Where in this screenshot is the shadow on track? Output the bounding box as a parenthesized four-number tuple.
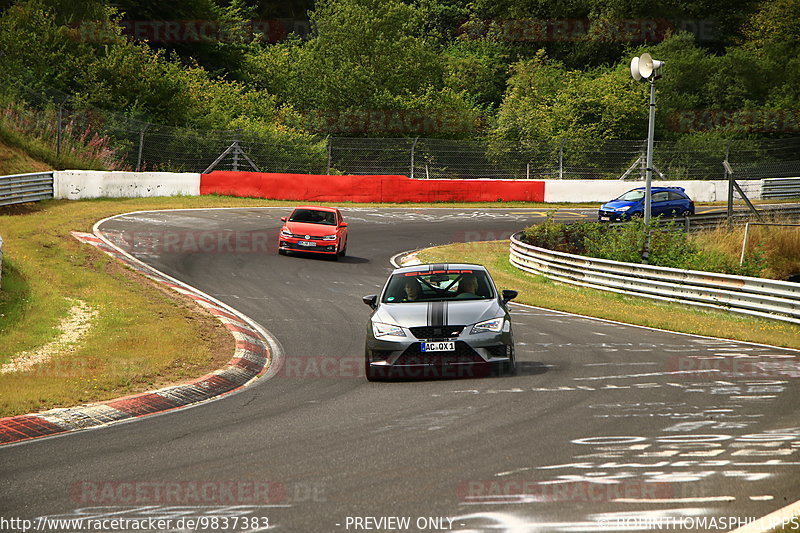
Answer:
(280, 252, 370, 264)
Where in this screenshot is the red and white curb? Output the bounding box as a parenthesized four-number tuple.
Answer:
(0, 230, 275, 446)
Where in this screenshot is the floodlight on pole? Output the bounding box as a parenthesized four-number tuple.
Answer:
(630, 53, 664, 225)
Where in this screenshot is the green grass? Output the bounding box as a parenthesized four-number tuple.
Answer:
(0, 258, 31, 349)
(417, 241, 800, 350)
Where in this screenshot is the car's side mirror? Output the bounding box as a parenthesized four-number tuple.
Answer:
(340, 222, 348, 228)
(280, 217, 287, 222)
(362, 294, 378, 309)
(501, 290, 518, 305)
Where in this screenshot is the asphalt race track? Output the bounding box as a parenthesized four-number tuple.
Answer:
(2, 207, 800, 533)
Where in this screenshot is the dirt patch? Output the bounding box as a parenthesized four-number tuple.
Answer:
(1, 298, 98, 374)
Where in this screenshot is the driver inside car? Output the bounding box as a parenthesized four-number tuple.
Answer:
(455, 274, 479, 299)
(402, 278, 421, 301)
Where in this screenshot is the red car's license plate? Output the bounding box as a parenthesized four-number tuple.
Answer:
(298, 241, 316, 247)
(421, 341, 455, 352)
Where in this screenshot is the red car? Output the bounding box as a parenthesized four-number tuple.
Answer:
(278, 206, 349, 259)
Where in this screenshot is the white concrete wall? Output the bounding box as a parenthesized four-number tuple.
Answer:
(54, 171, 200, 200)
(543, 179, 733, 203)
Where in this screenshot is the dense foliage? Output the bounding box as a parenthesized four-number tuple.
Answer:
(521, 217, 766, 277)
(0, 0, 797, 143)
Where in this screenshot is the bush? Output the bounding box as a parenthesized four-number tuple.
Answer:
(521, 215, 602, 254)
(520, 218, 768, 277)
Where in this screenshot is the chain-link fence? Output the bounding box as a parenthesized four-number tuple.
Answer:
(3, 82, 800, 180)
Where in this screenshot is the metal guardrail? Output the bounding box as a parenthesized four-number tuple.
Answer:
(0, 172, 54, 207)
(762, 177, 800, 200)
(509, 232, 800, 324)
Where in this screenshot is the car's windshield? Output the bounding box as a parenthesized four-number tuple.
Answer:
(615, 190, 645, 202)
(288, 209, 337, 225)
(382, 270, 494, 303)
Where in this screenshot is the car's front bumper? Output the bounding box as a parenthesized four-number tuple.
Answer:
(278, 237, 339, 254)
(365, 327, 513, 378)
(598, 209, 631, 221)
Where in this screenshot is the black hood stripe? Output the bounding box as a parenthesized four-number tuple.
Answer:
(425, 264, 449, 326)
(427, 300, 446, 326)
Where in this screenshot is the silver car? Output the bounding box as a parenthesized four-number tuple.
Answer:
(363, 264, 517, 381)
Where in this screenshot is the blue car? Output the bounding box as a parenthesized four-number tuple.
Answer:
(598, 187, 695, 221)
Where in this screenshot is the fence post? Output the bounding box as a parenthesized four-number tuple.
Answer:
(232, 130, 241, 172)
(56, 97, 69, 158)
(558, 140, 564, 179)
(726, 158, 734, 230)
(136, 124, 149, 172)
(326, 136, 332, 174)
(410, 137, 419, 179)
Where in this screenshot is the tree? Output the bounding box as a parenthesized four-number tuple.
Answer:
(490, 51, 645, 144)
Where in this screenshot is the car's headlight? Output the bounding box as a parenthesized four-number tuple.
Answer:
(280, 228, 294, 237)
(372, 322, 406, 338)
(321, 235, 337, 241)
(618, 206, 631, 212)
(471, 317, 504, 334)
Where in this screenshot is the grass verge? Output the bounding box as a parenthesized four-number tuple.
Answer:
(416, 240, 800, 350)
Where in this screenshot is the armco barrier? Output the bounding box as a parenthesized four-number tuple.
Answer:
(509, 233, 800, 324)
(0, 172, 54, 207)
(200, 171, 545, 203)
(762, 177, 800, 200)
(54, 170, 201, 199)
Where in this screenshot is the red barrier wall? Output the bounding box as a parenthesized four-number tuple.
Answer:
(200, 171, 545, 203)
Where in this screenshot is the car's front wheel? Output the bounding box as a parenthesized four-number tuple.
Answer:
(494, 347, 516, 376)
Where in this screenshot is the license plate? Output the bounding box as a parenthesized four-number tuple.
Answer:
(600, 216, 610, 221)
(298, 241, 316, 247)
(421, 341, 455, 352)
